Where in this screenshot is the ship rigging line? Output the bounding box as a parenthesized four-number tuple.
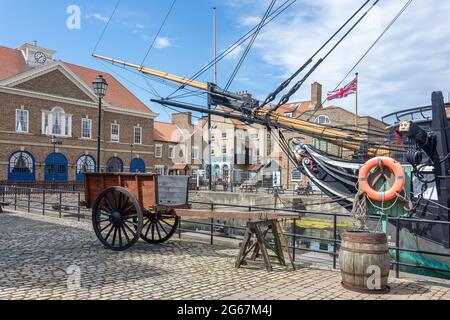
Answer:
(306, 0, 414, 122)
(269, 0, 380, 114)
(92, 0, 121, 55)
(165, 0, 297, 99)
(259, 0, 371, 110)
(140, 0, 177, 67)
(224, 0, 277, 91)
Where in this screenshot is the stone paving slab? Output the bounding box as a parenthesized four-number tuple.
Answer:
(0, 210, 449, 300)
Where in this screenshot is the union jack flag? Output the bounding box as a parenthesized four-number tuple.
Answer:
(327, 77, 358, 101)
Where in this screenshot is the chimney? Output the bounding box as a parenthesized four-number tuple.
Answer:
(310, 82, 323, 110)
(171, 112, 192, 130)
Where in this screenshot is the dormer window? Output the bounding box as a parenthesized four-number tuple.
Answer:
(41, 107, 72, 137)
(315, 115, 330, 125)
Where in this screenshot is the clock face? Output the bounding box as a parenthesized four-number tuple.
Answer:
(34, 51, 47, 64)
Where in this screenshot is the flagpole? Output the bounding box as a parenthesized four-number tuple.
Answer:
(355, 72, 359, 129)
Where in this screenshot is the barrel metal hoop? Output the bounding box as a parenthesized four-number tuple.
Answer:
(340, 269, 390, 277)
(339, 246, 389, 255)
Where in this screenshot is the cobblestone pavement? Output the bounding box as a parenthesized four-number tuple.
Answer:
(1, 210, 450, 300)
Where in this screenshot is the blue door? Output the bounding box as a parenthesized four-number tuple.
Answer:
(130, 158, 146, 173)
(44, 153, 68, 182)
(8, 151, 36, 182)
(76, 155, 96, 182)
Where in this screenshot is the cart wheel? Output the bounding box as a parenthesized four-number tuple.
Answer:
(92, 186, 143, 251)
(140, 209, 179, 244)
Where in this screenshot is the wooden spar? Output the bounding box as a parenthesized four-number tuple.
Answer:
(94, 54, 392, 156)
(92, 54, 208, 91)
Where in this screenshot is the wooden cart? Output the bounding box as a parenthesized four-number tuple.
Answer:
(85, 173, 190, 251)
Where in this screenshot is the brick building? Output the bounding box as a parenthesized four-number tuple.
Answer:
(153, 112, 202, 177)
(0, 43, 157, 182)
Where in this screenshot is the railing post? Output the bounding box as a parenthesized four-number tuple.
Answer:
(14, 187, 17, 211)
(42, 190, 46, 215)
(292, 219, 296, 261)
(210, 203, 214, 245)
(178, 217, 182, 239)
(396, 217, 400, 278)
(27, 189, 31, 213)
(59, 191, 62, 218)
(333, 214, 337, 269)
(77, 192, 81, 221)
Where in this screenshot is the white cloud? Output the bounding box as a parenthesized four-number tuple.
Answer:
(225, 44, 244, 60)
(241, 16, 262, 26)
(155, 37, 172, 49)
(236, 0, 450, 116)
(88, 13, 109, 23)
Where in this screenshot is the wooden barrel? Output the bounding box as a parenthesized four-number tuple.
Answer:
(339, 231, 390, 293)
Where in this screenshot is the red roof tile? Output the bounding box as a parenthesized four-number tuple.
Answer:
(64, 62, 154, 114)
(154, 121, 179, 143)
(0, 46, 31, 81)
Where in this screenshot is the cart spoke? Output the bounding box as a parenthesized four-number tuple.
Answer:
(123, 222, 137, 238)
(145, 221, 153, 239)
(111, 227, 118, 246)
(118, 225, 123, 248)
(121, 225, 131, 244)
(157, 220, 168, 236)
(151, 223, 155, 241)
(104, 225, 115, 241)
(103, 193, 116, 212)
(100, 222, 113, 233)
(155, 222, 162, 239)
(160, 218, 176, 228)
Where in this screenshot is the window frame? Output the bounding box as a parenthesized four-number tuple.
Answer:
(291, 169, 302, 182)
(134, 126, 142, 145)
(41, 107, 72, 138)
(81, 118, 92, 139)
(111, 123, 120, 142)
(155, 144, 163, 159)
(15, 109, 29, 134)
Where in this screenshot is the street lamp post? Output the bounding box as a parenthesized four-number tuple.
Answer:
(92, 75, 108, 173)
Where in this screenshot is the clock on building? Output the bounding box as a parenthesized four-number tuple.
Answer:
(34, 51, 47, 64)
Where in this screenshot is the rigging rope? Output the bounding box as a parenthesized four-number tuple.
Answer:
(92, 0, 121, 54)
(306, 0, 414, 122)
(272, 0, 380, 110)
(166, 0, 297, 99)
(224, 0, 276, 91)
(259, 0, 371, 110)
(140, 0, 177, 67)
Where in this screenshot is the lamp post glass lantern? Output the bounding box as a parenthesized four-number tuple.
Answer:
(92, 75, 108, 173)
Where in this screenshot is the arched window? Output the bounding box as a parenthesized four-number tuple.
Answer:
(106, 157, 124, 173)
(315, 115, 330, 125)
(42, 107, 72, 137)
(8, 151, 35, 181)
(76, 155, 96, 182)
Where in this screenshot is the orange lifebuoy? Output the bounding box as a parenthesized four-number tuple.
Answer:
(358, 157, 405, 202)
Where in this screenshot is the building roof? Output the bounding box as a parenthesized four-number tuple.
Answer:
(154, 121, 179, 143)
(276, 101, 310, 116)
(0, 46, 31, 81)
(0, 44, 155, 115)
(64, 62, 153, 114)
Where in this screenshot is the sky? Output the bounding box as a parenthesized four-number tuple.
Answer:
(0, 0, 449, 122)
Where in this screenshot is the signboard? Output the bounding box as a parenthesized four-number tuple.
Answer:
(272, 171, 281, 187)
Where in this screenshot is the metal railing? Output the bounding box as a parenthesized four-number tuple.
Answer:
(186, 201, 450, 279)
(0, 185, 85, 221)
(1, 185, 449, 279)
